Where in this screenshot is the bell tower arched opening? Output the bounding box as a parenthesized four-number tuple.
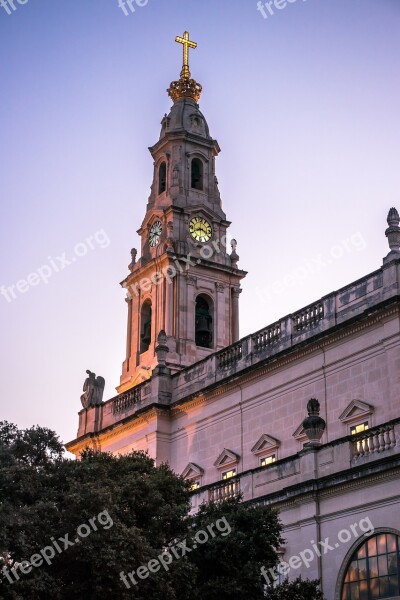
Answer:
(158, 162, 167, 194)
(191, 158, 203, 190)
(195, 294, 213, 348)
(140, 300, 152, 354)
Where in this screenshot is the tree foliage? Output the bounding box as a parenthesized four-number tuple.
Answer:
(0, 422, 325, 600)
(178, 496, 283, 600)
(0, 421, 190, 599)
(265, 576, 325, 599)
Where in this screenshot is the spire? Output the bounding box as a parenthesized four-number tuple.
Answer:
(168, 30, 203, 104)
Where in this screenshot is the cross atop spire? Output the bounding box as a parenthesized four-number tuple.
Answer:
(168, 30, 202, 104)
(175, 31, 197, 79)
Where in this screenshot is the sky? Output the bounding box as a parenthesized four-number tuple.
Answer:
(0, 0, 399, 447)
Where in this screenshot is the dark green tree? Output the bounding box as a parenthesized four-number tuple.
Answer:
(0, 421, 191, 599)
(174, 496, 283, 600)
(0, 422, 326, 600)
(265, 576, 326, 599)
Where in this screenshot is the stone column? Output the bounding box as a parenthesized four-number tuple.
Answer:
(186, 275, 198, 344)
(231, 287, 242, 343)
(215, 282, 225, 348)
(165, 274, 174, 337)
(125, 296, 133, 363)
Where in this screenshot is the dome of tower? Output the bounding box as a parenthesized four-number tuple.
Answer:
(159, 97, 211, 140)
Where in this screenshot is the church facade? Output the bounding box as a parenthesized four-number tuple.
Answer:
(67, 32, 400, 600)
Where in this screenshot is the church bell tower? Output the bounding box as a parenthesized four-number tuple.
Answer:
(118, 31, 246, 392)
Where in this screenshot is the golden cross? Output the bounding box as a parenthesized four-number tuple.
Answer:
(175, 31, 197, 79)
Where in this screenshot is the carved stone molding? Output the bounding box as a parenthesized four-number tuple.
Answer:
(181, 462, 204, 480)
(339, 399, 374, 425)
(214, 448, 240, 471)
(251, 434, 280, 458)
(232, 286, 242, 298)
(186, 275, 197, 286)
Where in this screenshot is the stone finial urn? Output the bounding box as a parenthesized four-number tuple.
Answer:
(155, 330, 169, 366)
(384, 207, 400, 264)
(302, 398, 326, 446)
(230, 239, 239, 268)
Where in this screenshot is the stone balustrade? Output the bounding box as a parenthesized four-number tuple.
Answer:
(208, 478, 240, 502)
(252, 322, 281, 353)
(216, 342, 243, 369)
(293, 302, 324, 332)
(352, 424, 397, 461)
(112, 384, 144, 414)
(189, 420, 400, 509)
(173, 263, 393, 401)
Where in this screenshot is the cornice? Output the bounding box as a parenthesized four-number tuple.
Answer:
(67, 406, 169, 454)
(250, 459, 400, 511)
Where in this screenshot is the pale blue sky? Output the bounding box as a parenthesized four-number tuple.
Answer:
(0, 0, 399, 445)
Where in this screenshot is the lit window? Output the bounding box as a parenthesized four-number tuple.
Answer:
(351, 422, 369, 435)
(341, 533, 400, 600)
(222, 469, 236, 480)
(260, 454, 276, 467)
(189, 481, 200, 492)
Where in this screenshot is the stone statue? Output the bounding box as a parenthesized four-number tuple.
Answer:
(172, 165, 180, 186)
(230, 239, 239, 268)
(80, 370, 105, 409)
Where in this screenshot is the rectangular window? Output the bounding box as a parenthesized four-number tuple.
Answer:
(222, 469, 236, 480)
(351, 422, 369, 435)
(189, 481, 200, 491)
(260, 454, 276, 467)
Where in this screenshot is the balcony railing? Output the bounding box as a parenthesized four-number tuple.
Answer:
(252, 322, 281, 353)
(172, 267, 389, 394)
(112, 384, 143, 415)
(294, 302, 324, 332)
(208, 479, 240, 502)
(217, 342, 243, 369)
(184, 421, 400, 508)
(352, 424, 397, 461)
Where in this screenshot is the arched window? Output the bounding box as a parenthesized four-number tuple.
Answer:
(191, 158, 203, 190)
(158, 162, 166, 194)
(195, 295, 213, 348)
(341, 532, 400, 600)
(140, 301, 152, 353)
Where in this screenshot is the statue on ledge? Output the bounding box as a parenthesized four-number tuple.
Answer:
(80, 370, 105, 409)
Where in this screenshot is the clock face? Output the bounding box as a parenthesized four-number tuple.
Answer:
(189, 216, 212, 243)
(149, 221, 162, 247)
